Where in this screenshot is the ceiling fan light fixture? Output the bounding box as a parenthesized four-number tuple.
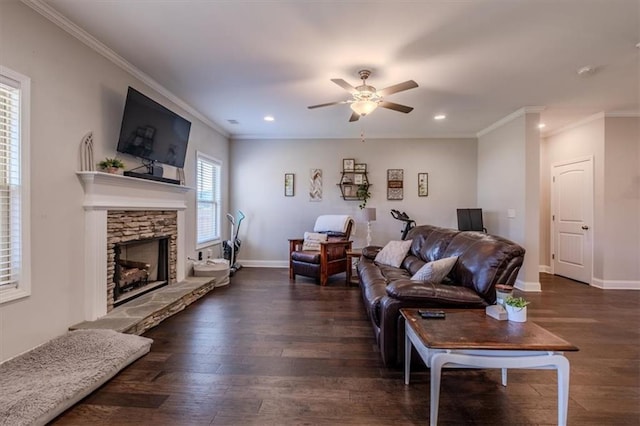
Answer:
(350, 100, 378, 116)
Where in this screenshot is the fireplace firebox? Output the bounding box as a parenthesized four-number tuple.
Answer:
(113, 236, 169, 306)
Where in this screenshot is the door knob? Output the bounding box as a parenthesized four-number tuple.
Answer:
(581, 225, 589, 230)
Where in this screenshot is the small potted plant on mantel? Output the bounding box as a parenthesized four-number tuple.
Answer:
(504, 296, 530, 322)
(98, 158, 125, 174)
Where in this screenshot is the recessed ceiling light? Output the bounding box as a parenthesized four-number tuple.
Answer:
(264, 115, 274, 122)
(434, 114, 446, 120)
(577, 65, 596, 77)
(538, 123, 546, 129)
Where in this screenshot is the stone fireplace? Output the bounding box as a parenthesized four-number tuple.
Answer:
(107, 211, 177, 310)
(77, 172, 190, 320)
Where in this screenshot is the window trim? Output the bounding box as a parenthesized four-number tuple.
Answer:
(0, 66, 31, 304)
(195, 151, 221, 250)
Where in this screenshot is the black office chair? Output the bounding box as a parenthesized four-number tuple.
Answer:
(457, 208, 487, 233)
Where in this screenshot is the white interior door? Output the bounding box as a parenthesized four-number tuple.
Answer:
(552, 157, 593, 284)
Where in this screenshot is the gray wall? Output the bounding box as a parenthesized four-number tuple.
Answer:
(0, 2, 229, 361)
(542, 115, 640, 286)
(477, 111, 541, 291)
(230, 137, 478, 264)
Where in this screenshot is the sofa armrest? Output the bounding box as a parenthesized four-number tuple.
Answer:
(320, 240, 352, 261)
(362, 245, 383, 260)
(386, 280, 487, 305)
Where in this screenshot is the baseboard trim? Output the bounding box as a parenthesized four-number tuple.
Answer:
(591, 278, 640, 290)
(237, 260, 288, 268)
(515, 279, 542, 292)
(539, 265, 552, 274)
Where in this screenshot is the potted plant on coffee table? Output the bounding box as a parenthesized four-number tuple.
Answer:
(504, 296, 530, 322)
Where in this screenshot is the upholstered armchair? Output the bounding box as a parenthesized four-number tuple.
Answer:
(289, 215, 354, 286)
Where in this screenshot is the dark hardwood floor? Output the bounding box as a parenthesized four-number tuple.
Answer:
(52, 269, 639, 425)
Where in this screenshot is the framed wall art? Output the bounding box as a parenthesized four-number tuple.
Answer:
(309, 168, 322, 201)
(387, 169, 404, 200)
(354, 163, 367, 173)
(342, 158, 355, 172)
(284, 173, 294, 197)
(418, 173, 428, 197)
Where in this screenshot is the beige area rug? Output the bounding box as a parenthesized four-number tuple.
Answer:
(0, 329, 152, 426)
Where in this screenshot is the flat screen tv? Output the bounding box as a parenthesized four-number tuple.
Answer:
(457, 208, 486, 232)
(116, 87, 191, 168)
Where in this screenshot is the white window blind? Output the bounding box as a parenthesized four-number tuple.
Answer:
(196, 152, 221, 246)
(0, 73, 23, 294)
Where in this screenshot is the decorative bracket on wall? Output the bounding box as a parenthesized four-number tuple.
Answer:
(79, 131, 95, 171)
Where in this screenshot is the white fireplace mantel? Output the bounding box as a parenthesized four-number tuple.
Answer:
(77, 171, 191, 210)
(77, 172, 192, 320)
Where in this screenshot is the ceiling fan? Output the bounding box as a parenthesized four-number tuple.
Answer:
(308, 69, 418, 122)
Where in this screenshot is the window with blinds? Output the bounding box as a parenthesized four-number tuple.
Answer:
(196, 152, 221, 247)
(0, 67, 30, 303)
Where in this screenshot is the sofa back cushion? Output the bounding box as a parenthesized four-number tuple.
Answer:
(407, 225, 458, 263)
(443, 231, 525, 302)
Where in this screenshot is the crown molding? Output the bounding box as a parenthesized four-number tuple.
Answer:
(21, 0, 230, 139)
(545, 112, 605, 137)
(230, 133, 478, 141)
(476, 106, 546, 138)
(605, 111, 640, 118)
(545, 110, 640, 137)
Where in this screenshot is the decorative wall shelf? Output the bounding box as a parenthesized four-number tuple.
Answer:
(337, 162, 371, 201)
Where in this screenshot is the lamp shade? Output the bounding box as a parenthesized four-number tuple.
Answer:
(361, 207, 376, 222)
(350, 100, 378, 116)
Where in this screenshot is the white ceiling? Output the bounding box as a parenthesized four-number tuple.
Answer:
(37, 0, 639, 139)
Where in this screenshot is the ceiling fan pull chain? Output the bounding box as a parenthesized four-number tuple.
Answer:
(361, 130, 366, 143)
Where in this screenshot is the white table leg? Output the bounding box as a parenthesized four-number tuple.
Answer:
(429, 352, 448, 426)
(556, 355, 570, 426)
(404, 331, 412, 385)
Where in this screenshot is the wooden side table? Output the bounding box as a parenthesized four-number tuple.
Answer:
(345, 249, 362, 286)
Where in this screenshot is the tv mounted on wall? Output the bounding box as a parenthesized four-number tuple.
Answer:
(116, 87, 191, 169)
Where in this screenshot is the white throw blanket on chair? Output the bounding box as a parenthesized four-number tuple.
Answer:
(313, 215, 353, 234)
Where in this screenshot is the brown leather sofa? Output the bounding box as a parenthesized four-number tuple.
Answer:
(357, 224, 525, 367)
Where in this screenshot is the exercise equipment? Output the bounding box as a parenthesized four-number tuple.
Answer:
(390, 209, 416, 240)
(223, 210, 245, 276)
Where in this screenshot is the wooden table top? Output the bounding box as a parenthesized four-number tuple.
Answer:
(401, 308, 579, 352)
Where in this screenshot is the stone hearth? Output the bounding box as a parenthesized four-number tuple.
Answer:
(70, 276, 215, 335)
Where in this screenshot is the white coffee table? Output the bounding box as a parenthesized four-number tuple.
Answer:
(401, 309, 579, 426)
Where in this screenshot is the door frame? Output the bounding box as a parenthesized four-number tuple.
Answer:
(550, 155, 594, 283)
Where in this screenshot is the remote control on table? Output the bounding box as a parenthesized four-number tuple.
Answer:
(418, 310, 446, 319)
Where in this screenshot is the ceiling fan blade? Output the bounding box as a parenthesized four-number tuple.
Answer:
(349, 111, 360, 122)
(331, 78, 358, 94)
(379, 101, 414, 114)
(377, 80, 418, 97)
(307, 100, 348, 109)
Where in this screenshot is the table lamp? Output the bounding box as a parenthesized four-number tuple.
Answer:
(361, 207, 376, 246)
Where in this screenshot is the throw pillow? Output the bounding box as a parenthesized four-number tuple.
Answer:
(410, 256, 458, 282)
(374, 240, 413, 268)
(302, 232, 328, 251)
